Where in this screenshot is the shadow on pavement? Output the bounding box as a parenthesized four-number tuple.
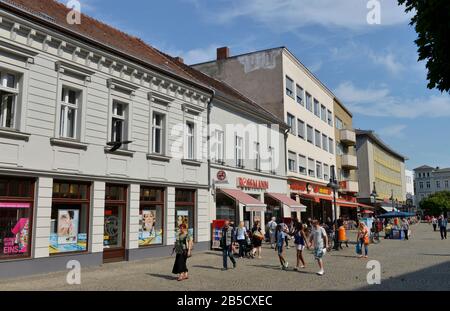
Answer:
(191, 265, 223, 271)
(420, 253, 450, 257)
(358, 261, 450, 291)
(147, 273, 178, 281)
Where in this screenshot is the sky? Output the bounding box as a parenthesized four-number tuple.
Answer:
(68, 0, 450, 170)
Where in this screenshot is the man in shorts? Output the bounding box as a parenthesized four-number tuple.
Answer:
(308, 220, 328, 276)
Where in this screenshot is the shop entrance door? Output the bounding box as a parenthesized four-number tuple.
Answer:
(103, 204, 126, 263)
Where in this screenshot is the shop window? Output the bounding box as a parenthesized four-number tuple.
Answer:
(139, 187, 164, 246)
(104, 185, 127, 252)
(49, 181, 90, 255)
(175, 189, 195, 238)
(216, 193, 237, 222)
(0, 177, 34, 260)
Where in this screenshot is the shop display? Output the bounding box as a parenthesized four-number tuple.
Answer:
(139, 209, 163, 246)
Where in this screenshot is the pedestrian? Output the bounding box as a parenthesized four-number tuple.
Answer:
(308, 220, 328, 276)
(356, 222, 369, 259)
(172, 224, 193, 281)
(235, 221, 248, 259)
(220, 220, 237, 270)
(431, 216, 437, 231)
(401, 218, 410, 240)
(439, 215, 448, 240)
(251, 221, 264, 259)
(267, 217, 277, 249)
(275, 224, 289, 270)
(293, 222, 307, 270)
(280, 221, 290, 249)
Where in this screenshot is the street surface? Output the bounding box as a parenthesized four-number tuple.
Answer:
(0, 223, 449, 291)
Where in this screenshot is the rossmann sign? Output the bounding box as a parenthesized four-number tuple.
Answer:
(237, 178, 269, 190)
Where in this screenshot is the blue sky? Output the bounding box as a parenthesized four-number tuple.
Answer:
(72, 0, 450, 170)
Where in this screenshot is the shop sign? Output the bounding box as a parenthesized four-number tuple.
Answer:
(290, 181, 331, 195)
(237, 177, 269, 190)
(0, 202, 31, 209)
(216, 170, 227, 182)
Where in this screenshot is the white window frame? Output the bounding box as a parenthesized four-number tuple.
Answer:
(316, 161, 322, 179)
(235, 135, 244, 168)
(152, 112, 165, 154)
(285, 76, 294, 98)
(321, 104, 327, 122)
(214, 130, 224, 163)
(308, 158, 315, 177)
(268, 146, 275, 173)
(327, 110, 333, 126)
(315, 130, 321, 148)
(287, 113, 296, 134)
(186, 121, 195, 160)
(306, 93, 312, 112)
(322, 134, 328, 152)
(307, 125, 314, 144)
(59, 87, 80, 139)
(0, 70, 19, 129)
(314, 99, 320, 117)
(296, 85, 304, 106)
(298, 154, 307, 175)
(254, 142, 261, 171)
(288, 151, 297, 173)
(329, 138, 334, 154)
(297, 119, 305, 139)
(111, 100, 128, 145)
(324, 164, 330, 181)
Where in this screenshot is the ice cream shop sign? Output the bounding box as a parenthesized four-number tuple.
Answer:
(237, 177, 269, 190)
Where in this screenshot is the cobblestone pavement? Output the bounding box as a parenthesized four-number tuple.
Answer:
(1, 223, 449, 291)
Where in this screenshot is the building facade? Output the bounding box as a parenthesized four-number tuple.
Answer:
(333, 98, 359, 219)
(414, 165, 450, 204)
(356, 130, 407, 211)
(193, 47, 366, 221)
(0, 0, 214, 278)
(405, 169, 415, 208)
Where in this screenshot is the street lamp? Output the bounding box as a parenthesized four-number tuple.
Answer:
(390, 189, 395, 212)
(370, 182, 378, 205)
(327, 165, 339, 250)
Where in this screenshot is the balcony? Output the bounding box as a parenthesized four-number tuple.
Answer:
(341, 154, 357, 169)
(340, 129, 356, 146)
(339, 180, 359, 193)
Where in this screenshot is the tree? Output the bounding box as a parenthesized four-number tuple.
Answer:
(420, 191, 450, 216)
(399, 0, 450, 92)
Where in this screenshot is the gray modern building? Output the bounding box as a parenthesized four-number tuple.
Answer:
(414, 165, 450, 204)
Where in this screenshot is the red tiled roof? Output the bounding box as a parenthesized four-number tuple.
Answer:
(0, 0, 209, 90)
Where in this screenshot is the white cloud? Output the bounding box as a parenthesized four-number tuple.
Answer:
(378, 124, 407, 139)
(368, 51, 404, 75)
(208, 0, 411, 31)
(160, 44, 219, 65)
(334, 81, 450, 118)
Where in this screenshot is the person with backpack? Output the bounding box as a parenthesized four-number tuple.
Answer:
(235, 221, 248, 259)
(275, 224, 289, 270)
(308, 220, 328, 276)
(172, 224, 193, 281)
(220, 220, 237, 270)
(267, 217, 277, 249)
(293, 222, 307, 270)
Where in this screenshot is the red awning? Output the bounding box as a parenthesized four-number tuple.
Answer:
(299, 193, 332, 203)
(336, 199, 359, 208)
(358, 203, 375, 209)
(266, 193, 306, 211)
(219, 188, 266, 211)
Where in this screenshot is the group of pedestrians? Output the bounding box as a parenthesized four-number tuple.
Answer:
(430, 215, 448, 240)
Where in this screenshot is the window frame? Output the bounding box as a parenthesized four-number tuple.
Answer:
(59, 86, 80, 140)
(314, 99, 320, 117)
(305, 92, 313, 112)
(285, 76, 294, 98)
(315, 130, 321, 148)
(296, 85, 304, 106)
(287, 113, 296, 134)
(235, 135, 244, 168)
(288, 151, 297, 173)
(321, 104, 327, 122)
(151, 112, 165, 155)
(185, 121, 195, 160)
(307, 125, 314, 144)
(298, 154, 307, 175)
(0, 69, 20, 130)
(308, 158, 315, 177)
(322, 134, 328, 152)
(297, 119, 305, 139)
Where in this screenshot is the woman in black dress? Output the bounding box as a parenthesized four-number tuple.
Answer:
(251, 221, 263, 259)
(172, 224, 193, 281)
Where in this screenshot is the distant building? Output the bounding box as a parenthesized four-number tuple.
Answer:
(356, 130, 408, 212)
(414, 165, 450, 204)
(405, 169, 415, 207)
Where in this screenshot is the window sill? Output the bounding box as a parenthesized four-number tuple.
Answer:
(50, 138, 88, 150)
(0, 128, 31, 141)
(104, 147, 135, 157)
(147, 153, 171, 162)
(181, 159, 202, 167)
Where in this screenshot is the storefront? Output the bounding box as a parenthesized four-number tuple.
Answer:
(0, 177, 35, 260)
(264, 192, 306, 224)
(175, 189, 196, 239)
(139, 187, 165, 247)
(50, 180, 91, 256)
(290, 180, 333, 222)
(103, 184, 127, 262)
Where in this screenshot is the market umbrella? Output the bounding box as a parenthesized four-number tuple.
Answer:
(378, 211, 415, 218)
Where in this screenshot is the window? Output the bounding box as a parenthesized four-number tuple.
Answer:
(327, 110, 333, 126)
(437, 181, 441, 188)
(314, 99, 320, 117)
(315, 130, 321, 148)
(336, 142, 344, 156)
(329, 138, 334, 154)
(285, 76, 294, 98)
(445, 180, 449, 188)
(296, 85, 304, 105)
(307, 125, 314, 144)
(427, 172, 430, 177)
(268, 146, 275, 173)
(254, 142, 261, 170)
(297, 119, 305, 139)
(308, 158, 315, 177)
(288, 151, 297, 173)
(335, 117, 343, 130)
(50, 181, 90, 255)
(306, 92, 312, 112)
(235, 135, 244, 167)
(426, 181, 431, 189)
(175, 189, 196, 238)
(0, 177, 34, 260)
(0, 71, 19, 129)
(316, 161, 322, 179)
(139, 187, 164, 246)
(152, 112, 165, 154)
(321, 105, 327, 122)
(59, 87, 80, 139)
(324, 164, 330, 181)
(322, 134, 328, 151)
(419, 182, 424, 189)
(111, 101, 127, 144)
(299, 155, 307, 175)
(186, 122, 195, 160)
(287, 113, 296, 134)
(213, 130, 224, 163)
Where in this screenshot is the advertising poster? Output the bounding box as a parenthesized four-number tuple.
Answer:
(175, 210, 193, 237)
(57, 210, 79, 245)
(139, 209, 163, 246)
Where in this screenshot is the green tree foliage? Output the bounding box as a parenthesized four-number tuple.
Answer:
(399, 0, 450, 92)
(420, 191, 450, 215)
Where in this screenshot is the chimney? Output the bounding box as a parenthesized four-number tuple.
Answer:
(174, 57, 184, 64)
(217, 47, 230, 61)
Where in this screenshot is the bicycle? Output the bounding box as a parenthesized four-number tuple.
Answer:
(370, 230, 381, 244)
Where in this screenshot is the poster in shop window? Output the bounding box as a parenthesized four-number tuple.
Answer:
(176, 210, 193, 237)
(57, 210, 79, 245)
(139, 209, 163, 245)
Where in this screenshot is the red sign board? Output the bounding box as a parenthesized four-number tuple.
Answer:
(217, 170, 227, 181)
(237, 177, 269, 190)
(290, 181, 331, 195)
